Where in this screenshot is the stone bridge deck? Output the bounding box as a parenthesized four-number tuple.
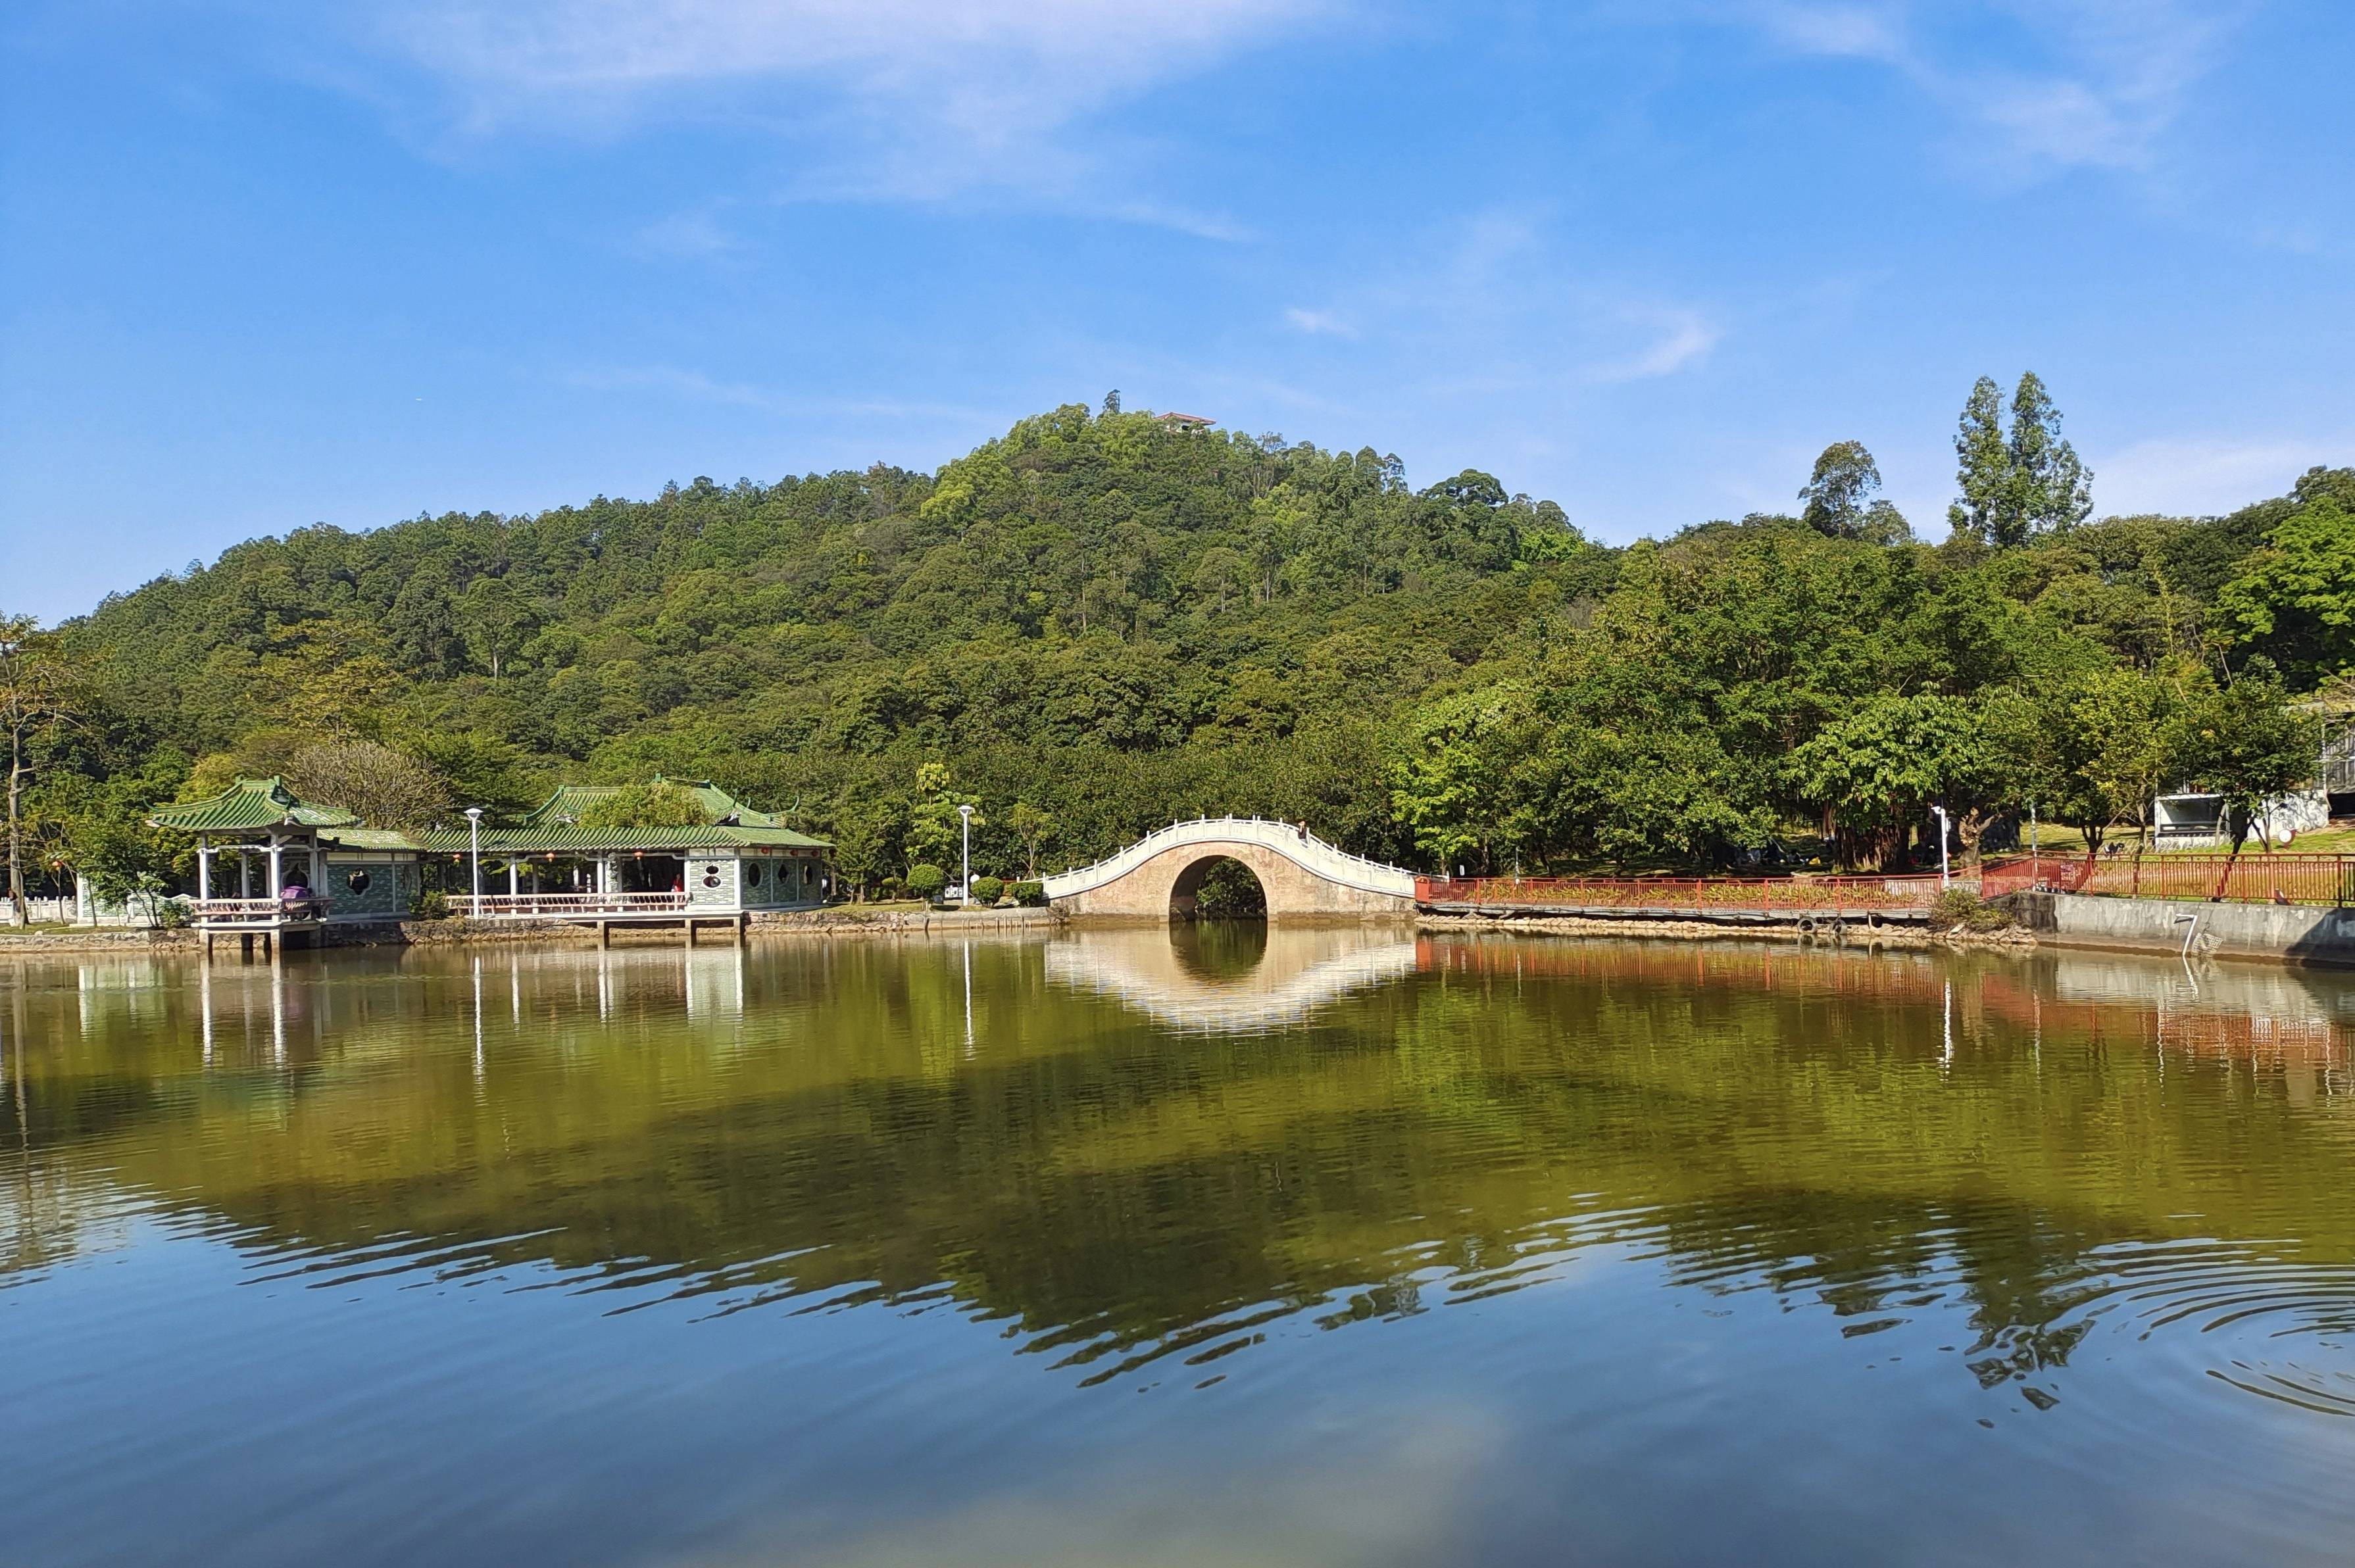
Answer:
(1043, 818, 1418, 919)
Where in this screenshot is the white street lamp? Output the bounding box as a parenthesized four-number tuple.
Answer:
(957, 804, 974, 906)
(1931, 804, 1951, 889)
(464, 806, 484, 914)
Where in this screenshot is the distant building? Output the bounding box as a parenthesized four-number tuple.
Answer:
(1154, 411, 1216, 432)
(2151, 790, 2329, 849)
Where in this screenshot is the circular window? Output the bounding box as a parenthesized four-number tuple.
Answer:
(701, 866, 722, 889)
(745, 862, 764, 887)
(346, 868, 372, 894)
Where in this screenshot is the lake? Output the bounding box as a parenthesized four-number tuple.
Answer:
(5, 927, 2355, 1566)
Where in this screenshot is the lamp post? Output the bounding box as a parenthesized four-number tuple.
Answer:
(464, 807, 483, 914)
(1931, 804, 1951, 889)
(957, 804, 974, 906)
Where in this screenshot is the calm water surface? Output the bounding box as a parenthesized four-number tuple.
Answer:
(6, 927, 2355, 1566)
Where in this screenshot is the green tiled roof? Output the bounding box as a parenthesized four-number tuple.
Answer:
(518, 775, 791, 830)
(414, 825, 831, 854)
(149, 778, 362, 833)
(318, 827, 429, 852)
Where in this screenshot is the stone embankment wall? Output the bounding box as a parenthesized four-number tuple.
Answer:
(0, 927, 199, 956)
(0, 907, 1066, 957)
(1416, 911, 2034, 951)
(2004, 892, 2355, 968)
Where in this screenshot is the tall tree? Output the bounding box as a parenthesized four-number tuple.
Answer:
(1948, 374, 2093, 547)
(0, 616, 76, 925)
(1798, 441, 1910, 543)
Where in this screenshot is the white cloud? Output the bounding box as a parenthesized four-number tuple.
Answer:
(2093, 434, 2343, 517)
(328, 0, 1318, 231)
(1724, 0, 2249, 177)
(370, 0, 1316, 147)
(1594, 307, 1721, 381)
(1285, 306, 1356, 337)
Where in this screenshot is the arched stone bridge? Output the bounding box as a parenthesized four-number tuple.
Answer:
(1043, 818, 1418, 918)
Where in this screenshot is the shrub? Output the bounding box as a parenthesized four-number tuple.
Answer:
(969, 875, 1004, 906)
(412, 890, 451, 920)
(906, 863, 948, 901)
(1929, 889, 2011, 932)
(1011, 880, 1047, 906)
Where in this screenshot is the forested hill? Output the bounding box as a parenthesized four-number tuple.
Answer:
(37, 399, 2355, 889)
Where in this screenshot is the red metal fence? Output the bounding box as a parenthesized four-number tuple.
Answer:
(1414, 873, 1948, 914)
(1981, 852, 2355, 906)
(1420, 854, 2355, 913)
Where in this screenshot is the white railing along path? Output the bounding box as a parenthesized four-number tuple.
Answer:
(1041, 817, 1417, 900)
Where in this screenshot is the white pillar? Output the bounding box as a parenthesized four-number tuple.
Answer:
(239, 852, 251, 900)
(508, 862, 519, 898)
(267, 839, 283, 903)
(197, 841, 212, 902)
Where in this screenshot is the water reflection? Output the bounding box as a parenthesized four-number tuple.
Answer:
(1047, 923, 1419, 1033)
(5, 931, 2355, 1563)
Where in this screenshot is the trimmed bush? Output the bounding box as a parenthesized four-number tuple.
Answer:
(906, 864, 948, 901)
(412, 891, 451, 920)
(1011, 881, 1047, 906)
(1929, 889, 2011, 932)
(969, 875, 1004, 907)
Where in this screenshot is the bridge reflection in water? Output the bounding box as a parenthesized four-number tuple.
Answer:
(1043, 923, 1420, 1034)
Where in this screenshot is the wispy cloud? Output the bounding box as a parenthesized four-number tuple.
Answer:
(1284, 306, 1357, 338)
(346, 0, 1318, 224)
(1337, 212, 1724, 388)
(1594, 306, 1722, 381)
(1723, 0, 2250, 178)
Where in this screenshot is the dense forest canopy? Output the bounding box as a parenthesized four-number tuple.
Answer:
(5, 383, 2350, 909)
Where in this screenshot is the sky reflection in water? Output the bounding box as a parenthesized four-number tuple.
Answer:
(5, 928, 2355, 1566)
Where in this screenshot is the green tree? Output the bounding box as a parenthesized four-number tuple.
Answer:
(1787, 693, 2000, 870)
(2214, 497, 2355, 683)
(1948, 374, 2093, 547)
(1798, 441, 1910, 543)
(2169, 661, 2321, 893)
(0, 616, 77, 924)
(1005, 800, 1055, 879)
(1388, 689, 1530, 874)
(906, 762, 981, 871)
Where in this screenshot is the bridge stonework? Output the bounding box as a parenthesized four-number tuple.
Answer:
(1043, 819, 1418, 920)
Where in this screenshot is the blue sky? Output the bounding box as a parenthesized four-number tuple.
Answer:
(4, 1, 2352, 620)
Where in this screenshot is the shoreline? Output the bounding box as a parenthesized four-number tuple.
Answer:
(9, 901, 2352, 973)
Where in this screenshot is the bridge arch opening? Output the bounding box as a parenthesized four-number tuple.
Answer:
(1168, 855, 1268, 921)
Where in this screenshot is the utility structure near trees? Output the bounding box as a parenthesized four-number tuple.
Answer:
(150, 774, 835, 956)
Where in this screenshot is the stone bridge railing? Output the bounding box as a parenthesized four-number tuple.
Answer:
(1043, 818, 1418, 902)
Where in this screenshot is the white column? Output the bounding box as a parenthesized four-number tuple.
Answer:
(239, 852, 251, 899)
(309, 841, 322, 893)
(508, 862, 519, 898)
(266, 839, 283, 904)
(197, 840, 212, 902)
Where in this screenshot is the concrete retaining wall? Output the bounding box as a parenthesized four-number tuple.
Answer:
(2006, 892, 2355, 967)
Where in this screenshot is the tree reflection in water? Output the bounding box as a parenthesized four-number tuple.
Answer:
(5, 933, 2355, 1406)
